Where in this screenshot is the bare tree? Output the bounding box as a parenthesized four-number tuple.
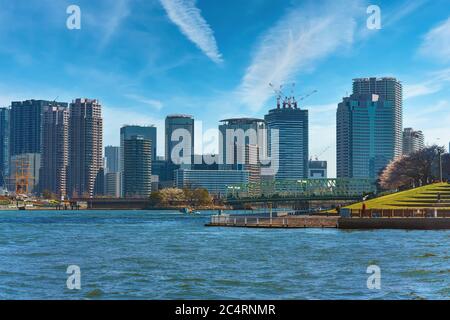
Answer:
(379, 145, 447, 190)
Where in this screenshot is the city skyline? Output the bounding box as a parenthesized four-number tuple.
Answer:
(0, 0, 449, 179)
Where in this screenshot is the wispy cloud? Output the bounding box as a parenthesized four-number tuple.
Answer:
(404, 83, 441, 99)
(236, 0, 362, 111)
(100, 0, 131, 48)
(404, 68, 450, 99)
(419, 16, 450, 63)
(383, 0, 430, 28)
(159, 0, 222, 63)
(404, 100, 450, 146)
(124, 93, 164, 110)
(81, 0, 131, 49)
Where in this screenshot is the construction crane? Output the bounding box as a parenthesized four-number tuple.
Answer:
(290, 89, 317, 109)
(269, 83, 285, 109)
(311, 145, 331, 161)
(296, 89, 318, 105)
(270, 83, 318, 109)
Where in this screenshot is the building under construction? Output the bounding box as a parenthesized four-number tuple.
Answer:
(10, 153, 40, 195)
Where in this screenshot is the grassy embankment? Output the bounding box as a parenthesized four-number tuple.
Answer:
(346, 182, 450, 210)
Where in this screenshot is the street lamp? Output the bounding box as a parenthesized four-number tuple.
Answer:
(436, 138, 443, 182)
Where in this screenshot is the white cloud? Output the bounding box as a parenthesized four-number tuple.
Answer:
(159, 0, 222, 63)
(404, 100, 450, 147)
(404, 83, 441, 99)
(236, 0, 361, 112)
(419, 17, 450, 63)
(404, 68, 450, 99)
(124, 94, 164, 110)
(81, 0, 131, 50)
(100, 0, 131, 48)
(383, 0, 430, 27)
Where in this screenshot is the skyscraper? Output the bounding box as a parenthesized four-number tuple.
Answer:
(264, 105, 309, 180)
(403, 128, 425, 156)
(120, 125, 157, 163)
(40, 105, 69, 198)
(104, 146, 120, 198)
(10, 100, 67, 156)
(105, 172, 121, 198)
(337, 93, 402, 179)
(218, 118, 266, 169)
(105, 146, 120, 173)
(123, 135, 152, 198)
(0, 108, 10, 186)
(68, 99, 103, 198)
(352, 77, 403, 157)
(120, 125, 157, 196)
(165, 115, 194, 166)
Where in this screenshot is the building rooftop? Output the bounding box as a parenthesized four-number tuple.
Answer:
(352, 77, 399, 81)
(166, 114, 193, 119)
(220, 118, 265, 124)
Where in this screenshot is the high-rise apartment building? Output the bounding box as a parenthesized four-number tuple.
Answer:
(337, 93, 401, 179)
(40, 105, 69, 198)
(10, 100, 68, 157)
(0, 108, 10, 184)
(120, 125, 157, 163)
(119, 125, 157, 196)
(104, 146, 120, 197)
(352, 77, 403, 157)
(264, 105, 309, 180)
(105, 172, 121, 198)
(402, 128, 424, 156)
(105, 146, 120, 173)
(123, 135, 152, 198)
(337, 78, 403, 180)
(68, 99, 103, 198)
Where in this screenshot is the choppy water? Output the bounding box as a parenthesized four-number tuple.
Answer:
(0, 210, 449, 300)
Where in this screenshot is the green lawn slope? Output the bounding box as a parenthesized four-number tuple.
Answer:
(346, 183, 450, 210)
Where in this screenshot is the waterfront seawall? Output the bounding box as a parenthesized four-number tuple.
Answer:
(338, 217, 450, 230)
(206, 215, 339, 228)
(207, 214, 450, 230)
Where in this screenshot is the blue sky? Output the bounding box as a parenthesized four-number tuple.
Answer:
(0, 0, 449, 177)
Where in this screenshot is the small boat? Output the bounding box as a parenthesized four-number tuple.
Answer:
(180, 208, 193, 214)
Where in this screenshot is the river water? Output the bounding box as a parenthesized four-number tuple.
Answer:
(0, 210, 448, 300)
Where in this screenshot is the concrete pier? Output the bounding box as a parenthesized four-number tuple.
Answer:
(207, 214, 450, 230)
(206, 215, 339, 228)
